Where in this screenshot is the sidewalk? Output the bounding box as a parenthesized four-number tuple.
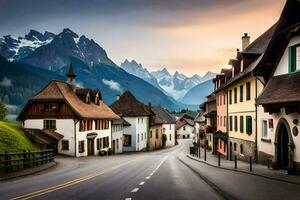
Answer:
(187, 148, 300, 185)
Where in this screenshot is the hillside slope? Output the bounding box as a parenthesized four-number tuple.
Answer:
(0, 121, 39, 152)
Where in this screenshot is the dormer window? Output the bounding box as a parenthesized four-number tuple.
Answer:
(95, 95, 99, 105)
(86, 94, 90, 104)
(289, 44, 300, 73)
(45, 103, 54, 111)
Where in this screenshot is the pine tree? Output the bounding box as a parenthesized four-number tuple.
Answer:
(0, 101, 7, 121)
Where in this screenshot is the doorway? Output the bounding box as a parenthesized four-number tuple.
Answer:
(87, 139, 95, 156)
(277, 124, 289, 169)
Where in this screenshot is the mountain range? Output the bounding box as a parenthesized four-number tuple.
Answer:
(120, 59, 216, 100)
(0, 29, 205, 120)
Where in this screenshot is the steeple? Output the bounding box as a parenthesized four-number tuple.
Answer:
(66, 63, 76, 83)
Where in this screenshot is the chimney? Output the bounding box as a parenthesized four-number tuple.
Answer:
(242, 33, 250, 50)
(116, 94, 120, 100)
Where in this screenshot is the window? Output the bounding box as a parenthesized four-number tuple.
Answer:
(43, 120, 56, 129)
(97, 138, 102, 150)
(234, 116, 238, 132)
(163, 128, 166, 133)
(116, 139, 119, 150)
(61, 140, 69, 150)
(240, 116, 244, 133)
(79, 120, 94, 131)
(45, 103, 54, 111)
(229, 116, 233, 131)
(262, 120, 268, 139)
(224, 116, 226, 127)
(150, 131, 152, 138)
(240, 144, 244, 154)
(289, 44, 300, 72)
(240, 85, 243, 102)
(169, 124, 171, 130)
(95, 120, 109, 130)
(234, 88, 237, 103)
(141, 133, 143, 141)
(220, 116, 222, 126)
(103, 137, 109, 148)
(223, 94, 226, 105)
(144, 132, 146, 139)
(217, 116, 219, 126)
(246, 82, 251, 100)
(141, 118, 144, 124)
(156, 129, 159, 139)
(79, 141, 85, 153)
(183, 126, 186, 131)
(123, 135, 131, 146)
(169, 134, 172, 141)
(246, 116, 252, 135)
(229, 90, 232, 104)
(234, 143, 237, 151)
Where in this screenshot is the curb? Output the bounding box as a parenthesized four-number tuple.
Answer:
(0, 162, 57, 181)
(186, 154, 300, 186)
(178, 156, 237, 200)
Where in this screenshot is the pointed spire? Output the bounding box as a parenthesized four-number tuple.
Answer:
(66, 63, 76, 83)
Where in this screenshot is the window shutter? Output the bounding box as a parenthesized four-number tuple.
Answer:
(246, 116, 252, 135)
(289, 46, 296, 73)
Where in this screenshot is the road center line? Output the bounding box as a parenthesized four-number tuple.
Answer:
(131, 188, 139, 193)
(139, 181, 145, 185)
(9, 159, 137, 200)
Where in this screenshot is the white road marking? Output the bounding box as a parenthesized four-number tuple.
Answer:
(125, 198, 132, 200)
(145, 176, 150, 179)
(152, 170, 156, 173)
(150, 173, 154, 176)
(131, 188, 139, 193)
(139, 181, 145, 185)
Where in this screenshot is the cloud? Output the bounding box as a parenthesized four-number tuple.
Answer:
(102, 79, 122, 92)
(0, 77, 12, 87)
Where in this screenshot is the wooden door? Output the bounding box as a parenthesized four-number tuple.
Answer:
(88, 139, 94, 156)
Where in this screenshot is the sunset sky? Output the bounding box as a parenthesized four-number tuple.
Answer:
(0, 0, 286, 76)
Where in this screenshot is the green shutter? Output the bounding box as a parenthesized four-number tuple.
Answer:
(246, 116, 252, 135)
(289, 46, 296, 73)
(240, 116, 244, 133)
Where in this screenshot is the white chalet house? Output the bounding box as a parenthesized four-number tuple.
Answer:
(110, 91, 152, 152)
(111, 118, 131, 154)
(175, 114, 195, 139)
(151, 106, 176, 147)
(17, 65, 120, 157)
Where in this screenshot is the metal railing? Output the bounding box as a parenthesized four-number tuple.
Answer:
(0, 149, 54, 173)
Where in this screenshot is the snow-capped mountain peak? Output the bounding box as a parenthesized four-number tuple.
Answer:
(0, 28, 116, 69)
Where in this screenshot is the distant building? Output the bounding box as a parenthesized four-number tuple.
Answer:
(201, 94, 217, 152)
(18, 65, 120, 157)
(111, 118, 131, 154)
(175, 113, 195, 139)
(151, 106, 176, 148)
(194, 110, 206, 142)
(110, 91, 152, 152)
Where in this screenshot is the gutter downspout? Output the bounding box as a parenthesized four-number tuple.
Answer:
(74, 119, 78, 157)
(255, 77, 258, 164)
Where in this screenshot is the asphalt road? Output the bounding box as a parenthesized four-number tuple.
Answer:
(1, 140, 300, 200)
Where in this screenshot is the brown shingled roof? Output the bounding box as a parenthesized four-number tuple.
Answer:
(257, 72, 300, 105)
(109, 91, 152, 117)
(151, 106, 176, 124)
(21, 80, 120, 120)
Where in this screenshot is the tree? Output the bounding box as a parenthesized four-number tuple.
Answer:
(0, 101, 7, 121)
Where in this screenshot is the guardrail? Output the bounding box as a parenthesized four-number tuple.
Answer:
(0, 149, 54, 173)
